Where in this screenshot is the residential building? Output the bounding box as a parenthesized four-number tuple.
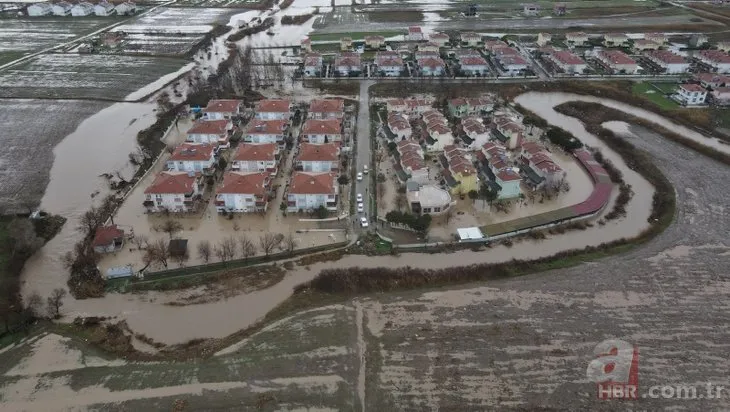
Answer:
(231, 143, 279, 174)
(143, 171, 201, 213)
(718, 41, 730, 53)
(387, 98, 433, 117)
(444, 146, 478, 195)
(71, 2, 94, 16)
(375, 51, 404, 76)
(296, 142, 340, 172)
(417, 56, 446, 76)
(596, 50, 639, 74)
(166, 143, 216, 175)
(494, 169, 522, 199)
(496, 53, 529, 75)
(566, 32, 589, 47)
(546, 50, 588, 73)
(92, 225, 125, 254)
(387, 112, 411, 139)
(407, 26, 424, 41)
(203, 99, 242, 120)
(697, 50, 730, 73)
(553, 2, 566, 15)
(484, 39, 509, 52)
(27, 3, 53, 16)
(303, 53, 323, 77)
(493, 116, 525, 149)
(286, 172, 338, 212)
(695, 72, 730, 88)
(424, 121, 454, 152)
(186, 120, 232, 146)
(461, 116, 490, 148)
(447, 96, 494, 117)
(528, 152, 566, 186)
(94, 2, 115, 16)
(460, 32, 482, 47)
(523, 3, 540, 16)
(493, 47, 520, 57)
(114, 1, 135, 15)
(397, 140, 428, 182)
(300, 37, 312, 53)
(51, 1, 72, 15)
(603, 32, 629, 47)
(255, 99, 291, 120)
(340, 37, 352, 51)
(407, 183, 452, 214)
(422, 109, 448, 126)
(215, 172, 271, 213)
(519, 141, 545, 161)
(415, 50, 439, 60)
(644, 50, 690, 74)
(674, 83, 708, 106)
(244, 119, 288, 145)
(365, 35, 385, 49)
(419, 42, 440, 53)
(429, 32, 450, 47)
(482, 141, 508, 161)
(454, 48, 482, 61)
(645, 33, 667, 45)
(711, 87, 730, 105)
(459, 56, 490, 76)
(633, 39, 660, 52)
(537, 32, 552, 47)
(308, 99, 344, 119)
(334, 52, 361, 76)
(689, 33, 708, 48)
(301, 119, 342, 143)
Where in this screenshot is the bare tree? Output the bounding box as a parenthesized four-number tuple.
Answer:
(46, 288, 67, 319)
(172, 250, 190, 267)
(197, 240, 212, 263)
(144, 238, 170, 268)
(444, 207, 455, 225)
(131, 234, 149, 250)
(215, 236, 237, 262)
(239, 236, 257, 261)
(158, 219, 183, 239)
(77, 206, 105, 237)
(283, 232, 297, 255)
(25, 292, 44, 319)
(7, 219, 44, 258)
(394, 193, 408, 212)
(259, 233, 280, 257)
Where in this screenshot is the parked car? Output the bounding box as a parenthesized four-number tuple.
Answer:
(360, 217, 369, 227)
(356, 193, 363, 202)
(357, 202, 364, 213)
(357, 172, 363, 181)
(363, 165, 369, 174)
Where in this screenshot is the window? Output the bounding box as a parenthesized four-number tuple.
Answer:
(423, 208, 431, 213)
(174, 197, 182, 203)
(433, 207, 441, 212)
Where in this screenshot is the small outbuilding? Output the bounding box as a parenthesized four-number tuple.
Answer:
(92, 225, 125, 254)
(457, 227, 485, 241)
(168, 238, 189, 257)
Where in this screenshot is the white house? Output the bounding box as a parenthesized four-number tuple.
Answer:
(215, 172, 271, 213)
(697, 50, 730, 74)
(461, 116, 490, 148)
(334, 52, 361, 77)
(529, 152, 566, 187)
(93, 1, 115, 16)
(460, 32, 482, 47)
(365, 35, 385, 49)
(232, 143, 279, 174)
(186, 120, 232, 146)
(459, 56, 490, 76)
(417, 57, 446, 76)
(493, 116, 525, 149)
(203, 99, 242, 120)
(424, 122, 454, 152)
(255, 99, 291, 120)
(244, 119, 288, 145)
(166, 143, 216, 175)
(695, 72, 730, 89)
(397, 141, 428, 183)
(674, 83, 707, 106)
(496, 54, 529, 75)
(632, 39, 660, 52)
(546, 50, 587, 74)
(387, 98, 433, 117)
(308, 99, 344, 119)
(114, 1, 135, 15)
(494, 169, 522, 199)
(523, 3, 540, 16)
(407, 26, 424, 41)
(375, 51, 404, 77)
(603, 32, 629, 47)
(387, 112, 411, 139)
(27, 3, 52, 16)
(51, 1, 72, 15)
(301, 119, 342, 144)
(644, 50, 690, 74)
(296, 142, 340, 172)
(286, 172, 338, 212)
(596, 50, 639, 74)
(406, 184, 452, 215)
(645, 32, 667, 45)
(92, 225, 125, 254)
(300, 37, 312, 53)
(70, 2, 94, 16)
(566, 32, 589, 47)
(303, 53, 323, 77)
(143, 171, 202, 213)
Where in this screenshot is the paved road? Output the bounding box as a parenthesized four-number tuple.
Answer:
(354, 80, 375, 231)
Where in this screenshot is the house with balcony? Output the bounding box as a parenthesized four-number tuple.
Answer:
(143, 171, 202, 213)
(231, 143, 279, 174)
(546, 50, 588, 74)
(28, 3, 53, 16)
(202, 99, 242, 120)
(244, 119, 288, 145)
(418, 42, 440, 53)
(482, 141, 508, 162)
(51, 1, 72, 15)
(492, 116, 525, 149)
(447, 97, 494, 118)
(519, 141, 545, 161)
(443, 146, 478, 195)
(644, 50, 689, 74)
(460, 32, 482, 47)
(495, 52, 529, 75)
(375, 51, 404, 76)
(303, 53, 323, 77)
(186, 119, 232, 147)
(596, 50, 639, 74)
(301, 37, 312, 53)
(397, 140, 428, 183)
(429, 32, 450, 47)
(408, 26, 424, 41)
(94, 1, 115, 16)
(114, 1, 135, 15)
(673, 83, 708, 106)
(423, 121, 454, 152)
(459, 56, 490, 76)
(254, 99, 292, 120)
(296, 142, 340, 172)
(340, 37, 352, 51)
(166, 143, 216, 176)
(695, 72, 730, 88)
(697, 50, 730, 73)
(603, 32, 629, 47)
(494, 169, 522, 199)
(565, 32, 589, 47)
(417, 56, 446, 76)
(461, 116, 489, 148)
(215, 172, 271, 213)
(301, 119, 342, 143)
(71, 2, 94, 16)
(308, 99, 344, 120)
(387, 112, 411, 139)
(632, 39, 660, 52)
(528, 152, 566, 187)
(365, 35, 385, 49)
(286, 172, 338, 212)
(422, 110, 448, 126)
(334, 52, 362, 77)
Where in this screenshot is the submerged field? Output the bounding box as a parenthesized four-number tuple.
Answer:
(0, 17, 120, 54)
(0, 53, 187, 100)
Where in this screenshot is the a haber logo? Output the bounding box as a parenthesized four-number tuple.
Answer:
(586, 339, 639, 400)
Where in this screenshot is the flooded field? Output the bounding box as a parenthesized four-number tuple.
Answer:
(0, 17, 119, 56)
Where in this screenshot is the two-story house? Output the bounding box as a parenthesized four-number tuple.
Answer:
(244, 119, 288, 145)
(461, 116, 490, 148)
(459, 56, 490, 76)
(300, 37, 312, 53)
(418, 42, 440, 53)
(494, 169, 522, 199)
(365, 35, 385, 49)
(397, 140, 428, 183)
(596, 50, 639, 74)
(334, 52, 361, 76)
(673, 83, 708, 106)
(460, 32, 482, 47)
(340, 37, 353, 51)
(186, 119, 232, 147)
(203, 99, 242, 120)
(546, 50, 588, 74)
(254, 99, 292, 120)
(287, 172, 338, 212)
(417, 57, 446, 76)
(695, 72, 730, 89)
(529, 152, 566, 187)
(375, 51, 404, 76)
(444, 146, 478, 195)
(231, 143, 279, 174)
(303, 53, 323, 77)
(387, 112, 411, 139)
(493, 116, 525, 149)
(447, 97, 494, 118)
(407, 26, 424, 41)
(296, 142, 340, 172)
(215, 171, 271, 213)
(603, 32, 629, 47)
(166, 143, 216, 176)
(143, 171, 202, 213)
(429, 32, 450, 47)
(308, 99, 344, 120)
(697, 50, 730, 73)
(644, 50, 689, 74)
(565, 32, 589, 47)
(301, 119, 342, 143)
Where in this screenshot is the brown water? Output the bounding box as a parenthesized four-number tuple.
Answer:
(19, 92, 671, 345)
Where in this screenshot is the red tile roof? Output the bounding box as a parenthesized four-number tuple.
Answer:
(335, 53, 361, 66)
(700, 50, 730, 64)
(365, 35, 385, 42)
(204, 99, 241, 114)
(302, 119, 342, 135)
(550, 50, 585, 65)
(408, 26, 422, 33)
(309, 99, 344, 114)
(255, 99, 291, 113)
(388, 113, 410, 130)
(430, 32, 449, 39)
(298, 142, 339, 161)
(461, 32, 481, 40)
(233, 143, 277, 161)
(92, 225, 124, 247)
(417, 57, 445, 68)
(217, 172, 269, 196)
(679, 83, 706, 93)
(289, 172, 335, 194)
(400, 150, 426, 171)
(598, 50, 636, 65)
(245, 119, 288, 134)
(460, 56, 488, 66)
(646, 50, 686, 64)
(145, 172, 197, 194)
(304, 53, 322, 67)
(695, 72, 730, 84)
(496, 169, 521, 182)
(169, 143, 215, 161)
(462, 117, 487, 134)
(187, 120, 230, 135)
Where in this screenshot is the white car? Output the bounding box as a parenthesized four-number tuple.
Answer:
(363, 165, 369, 174)
(356, 193, 363, 202)
(360, 217, 369, 227)
(357, 172, 363, 181)
(357, 202, 364, 213)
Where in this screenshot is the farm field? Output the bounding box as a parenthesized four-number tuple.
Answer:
(172, 0, 263, 7)
(129, 6, 239, 27)
(0, 53, 187, 100)
(632, 81, 679, 109)
(0, 17, 121, 54)
(0, 99, 109, 212)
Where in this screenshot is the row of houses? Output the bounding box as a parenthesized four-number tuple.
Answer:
(27, 1, 135, 16)
(673, 73, 730, 106)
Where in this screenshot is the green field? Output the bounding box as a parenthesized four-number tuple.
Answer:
(632, 82, 679, 109)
